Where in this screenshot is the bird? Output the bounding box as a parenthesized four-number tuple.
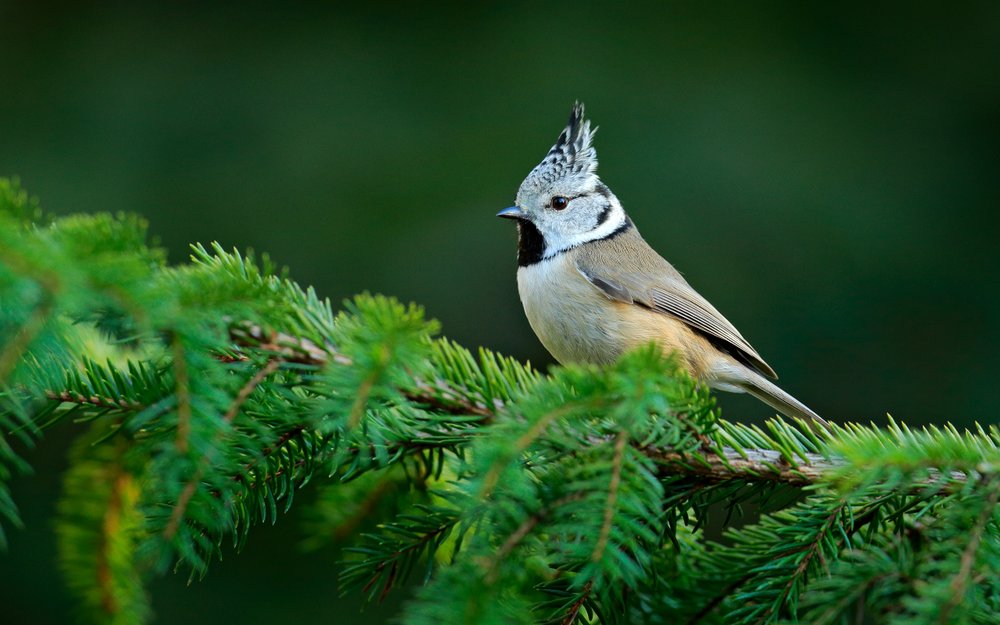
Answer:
(497, 103, 828, 428)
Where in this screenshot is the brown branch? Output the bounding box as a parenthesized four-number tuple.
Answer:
(233, 424, 309, 487)
(484, 491, 587, 584)
(361, 518, 456, 601)
(940, 478, 1000, 623)
(40, 319, 842, 491)
(645, 445, 840, 486)
(0, 246, 61, 382)
(0, 293, 54, 382)
(227, 322, 340, 365)
(163, 476, 200, 540)
(479, 402, 584, 500)
(593, 431, 628, 564)
(172, 336, 191, 454)
(163, 359, 280, 540)
(560, 581, 593, 625)
(97, 463, 133, 616)
(44, 318, 950, 531)
(408, 378, 497, 418)
(228, 321, 499, 418)
(44, 390, 144, 411)
(226, 323, 848, 489)
(485, 515, 541, 584)
(223, 359, 280, 423)
(241, 423, 839, 497)
(755, 502, 849, 625)
(349, 368, 380, 429)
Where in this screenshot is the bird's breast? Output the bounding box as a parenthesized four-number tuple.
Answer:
(515, 254, 714, 375)
(516, 255, 626, 365)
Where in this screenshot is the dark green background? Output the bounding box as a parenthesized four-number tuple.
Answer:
(2, 2, 998, 623)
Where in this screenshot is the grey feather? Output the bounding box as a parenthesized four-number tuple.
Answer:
(723, 364, 829, 428)
(573, 226, 778, 380)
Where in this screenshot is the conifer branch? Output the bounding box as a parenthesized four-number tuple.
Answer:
(485, 491, 587, 585)
(349, 363, 383, 429)
(96, 469, 131, 615)
(228, 321, 847, 489)
(645, 445, 836, 486)
(227, 322, 336, 366)
(4, 189, 999, 625)
(36, 315, 970, 497)
(236, 424, 308, 483)
(407, 378, 497, 418)
(223, 359, 280, 422)
(55, 430, 148, 625)
(758, 501, 850, 624)
(0, 293, 55, 382)
(560, 581, 593, 625)
(593, 431, 628, 564)
(486, 514, 542, 584)
(344, 506, 459, 601)
(43, 389, 145, 411)
(162, 476, 199, 542)
(941, 478, 1000, 622)
(479, 402, 585, 499)
(164, 358, 282, 540)
(171, 337, 191, 454)
(229, 322, 497, 418)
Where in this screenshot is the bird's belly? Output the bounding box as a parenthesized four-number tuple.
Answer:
(516, 259, 627, 365)
(515, 257, 714, 375)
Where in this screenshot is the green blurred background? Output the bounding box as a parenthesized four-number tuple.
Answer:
(1, 2, 998, 623)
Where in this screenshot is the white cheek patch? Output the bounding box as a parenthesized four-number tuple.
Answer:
(542, 202, 627, 259)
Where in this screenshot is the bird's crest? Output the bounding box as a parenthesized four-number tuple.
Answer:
(523, 102, 599, 189)
(548, 102, 598, 174)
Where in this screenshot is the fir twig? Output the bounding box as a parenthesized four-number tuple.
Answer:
(593, 431, 628, 564)
(560, 580, 593, 625)
(645, 445, 835, 486)
(163, 358, 281, 540)
(941, 478, 1000, 622)
(0, 293, 54, 382)
(4, 185, 999, 625)
(44, 390, 145, 411)
(171, 336, 191, 454)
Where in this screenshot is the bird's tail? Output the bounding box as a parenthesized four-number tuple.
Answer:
(712, 363, 829, 430)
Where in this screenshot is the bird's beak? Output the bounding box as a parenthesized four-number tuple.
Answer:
(496, 206, 527, 220)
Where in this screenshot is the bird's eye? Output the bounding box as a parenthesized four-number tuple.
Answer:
(551, 196, 569, 210)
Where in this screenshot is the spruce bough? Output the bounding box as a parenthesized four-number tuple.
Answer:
(0, 178, 997, 625)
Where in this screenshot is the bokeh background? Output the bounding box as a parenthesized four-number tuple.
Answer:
(2, 2, 999, 623)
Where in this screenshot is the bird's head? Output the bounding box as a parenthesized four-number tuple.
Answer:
(498, 103, 627, 262)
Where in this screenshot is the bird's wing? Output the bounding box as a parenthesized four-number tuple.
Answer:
(574, 256, 778, 379)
